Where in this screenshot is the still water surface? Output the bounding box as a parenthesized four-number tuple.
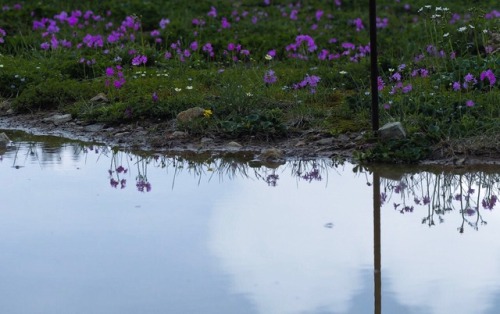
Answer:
(1, 130, 500, 314)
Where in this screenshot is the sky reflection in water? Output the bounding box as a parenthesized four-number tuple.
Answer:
(1, 134, 500, 314)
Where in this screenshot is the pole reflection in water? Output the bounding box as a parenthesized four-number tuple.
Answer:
(373, 171, 381, 314)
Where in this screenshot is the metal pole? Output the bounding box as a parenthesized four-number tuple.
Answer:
(369, 0, 379, 133)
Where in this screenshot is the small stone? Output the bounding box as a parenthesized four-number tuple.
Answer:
(114, 132, 130, 137)
(168, 131, 188, 139)
(0, 132, 11, 147)
(200, 137, 214, 144)
(378, 122, 406, 140)
(83, 124, 105, 132)
(226, 141, 242, 149)
(315, 137, 335, 145)
(43, 114, 73, 125)
(90, 93, 109, 103)
(176, 107, 205, 123)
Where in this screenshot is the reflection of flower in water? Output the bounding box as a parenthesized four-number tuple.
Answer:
(136, 176, 151, 192)
(371, 169, 500, 233)
(266, 174, 279, 187)
(482, 195, 498, 210)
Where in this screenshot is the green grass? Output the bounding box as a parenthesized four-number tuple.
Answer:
(0, 0, 498, 160)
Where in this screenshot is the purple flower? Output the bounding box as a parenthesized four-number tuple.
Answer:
(203, 42, 214, 57)
(132, 54, 147, 66)
(159, 18, 170, 29)
(391, 72, 402, 81)
(480, 69, 496, 87)
(464, 73, 477, 84)
(207, 6, 217, 18)
(0, 28, 6, 43)
(377, 76, 385, 91)
(105, 67, 115, 77)
(352, 17, 364, 31)
(263, 70, 277, 84)
(402, 84, 412, 93)
(221, 17, 231, 29)
(452, 81, 461, 91)
(152, 92, 159, 102)
(40, 42, 50, 50)
(465, 99, 475, 107)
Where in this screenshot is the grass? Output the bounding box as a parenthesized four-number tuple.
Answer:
(0, 0, 498, 161)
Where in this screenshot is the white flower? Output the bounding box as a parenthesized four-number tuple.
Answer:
(246, 92, 253, 97)
(339, 71, 348, 75)
(435, 7, 442, 11)
(265, 54, 273, 60)
(431, 14, 441, 19)
(418, 7, 423, 13)
(458, 26, 467, 32)
(443, 33, 450, 37)
(186, 86, 193, 90)
(388, 68, 395, 72)
(0, 64, 4, 68)
(424, 5, 432, 9)
(468, 24, 475, 29)
(174, 88, 182, 92)
(483, 29, 489, 34)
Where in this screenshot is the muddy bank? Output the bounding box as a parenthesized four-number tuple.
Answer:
(0, 111, 362, 160)
(1, 111, 500, 166)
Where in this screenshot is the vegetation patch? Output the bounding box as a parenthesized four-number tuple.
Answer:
(0, 1, 498, 162)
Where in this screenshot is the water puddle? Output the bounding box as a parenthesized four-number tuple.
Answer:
(1, 130, 500, 314)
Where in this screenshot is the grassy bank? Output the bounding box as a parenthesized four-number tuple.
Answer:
(0, 1, 498, 161)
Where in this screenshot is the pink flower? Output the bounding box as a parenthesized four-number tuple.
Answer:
(207, 6, 217, 18)
(377, 76, 385, 91)
(131, 55, 147, 66)
(480, 69, 496, 87)
(105, 67, 114, 77)
(263, 70, 277, 84)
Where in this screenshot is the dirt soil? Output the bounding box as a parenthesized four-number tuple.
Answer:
(1, 111, 500, 166)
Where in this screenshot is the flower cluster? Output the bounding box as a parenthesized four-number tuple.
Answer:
(105, 65, 126, 89)
(263, 70, 277, 84)
(293, 75, 321, 93)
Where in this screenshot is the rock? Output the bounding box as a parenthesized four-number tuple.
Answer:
(0, 99, 12, 115)
(226, 141, 242, 149)
(0, 132, 11, 147)
(200, 137, 214, 144)
(168, 131, 188, 139)
(378, 122, 406, 140)
(315, 137, 335, 145)
(259, 148, 283, 161)
(114, 132, 130, 137)
(83, 124, 105, 132)
(43, 114, 73, 125)
(90, 93, 109, 103)
(295, 140, 306, 147)
(176, 107, 205, 123)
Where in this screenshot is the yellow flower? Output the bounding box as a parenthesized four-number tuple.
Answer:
(203, 109, 213, 118)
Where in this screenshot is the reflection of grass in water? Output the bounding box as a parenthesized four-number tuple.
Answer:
(363, 166, 500, 233)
